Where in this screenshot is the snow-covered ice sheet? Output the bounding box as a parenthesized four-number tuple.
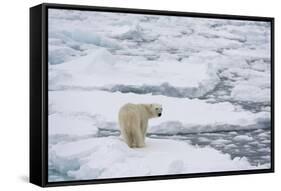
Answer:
(49, 90, 270, 136)
(48, 113, 99, 144)
(48, 9, 271, 105)
(49, 136, 269, 181)
(49, 48, 215, 89)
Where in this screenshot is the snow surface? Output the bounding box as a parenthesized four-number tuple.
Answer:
(233, 135, 254, 142)
(49, 89, 270, 136)
(48, 9, 271, 181)
(48, 9, 271, 104)
(49, 137, 268, 180)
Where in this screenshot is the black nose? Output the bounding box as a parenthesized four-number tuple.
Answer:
(158, 113, 162, 117)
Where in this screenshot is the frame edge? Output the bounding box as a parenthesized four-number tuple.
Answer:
(30, 4, 45, 187)
(33, 3, 275, 187)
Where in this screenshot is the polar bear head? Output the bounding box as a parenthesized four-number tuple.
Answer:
(149, 104, 163, 118)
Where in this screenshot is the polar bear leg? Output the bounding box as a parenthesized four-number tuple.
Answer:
(140, 120, 148, 144)
(133, 127, 145, 148)
(119, 112, 142, 148)
(122, 129, 134, 148)
(124, 130, 136, 148)
(119, 118, 134, 147)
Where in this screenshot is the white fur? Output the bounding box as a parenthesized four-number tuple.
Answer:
(118, 103, 162, 148)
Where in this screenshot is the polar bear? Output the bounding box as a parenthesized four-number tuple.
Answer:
(118, 103, 162, 148)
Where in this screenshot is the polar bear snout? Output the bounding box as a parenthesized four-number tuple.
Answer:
(154, 104, 162, 117)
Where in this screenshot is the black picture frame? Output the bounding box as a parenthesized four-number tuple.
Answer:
(30, 3, 275, 187)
